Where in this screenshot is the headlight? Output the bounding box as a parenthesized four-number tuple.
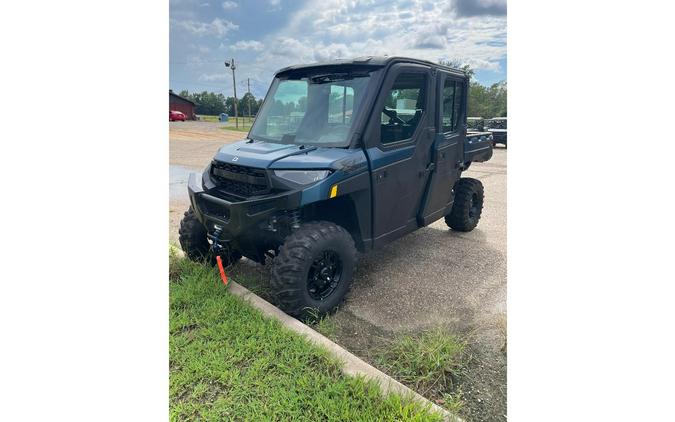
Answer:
(274, 169, 331, 185)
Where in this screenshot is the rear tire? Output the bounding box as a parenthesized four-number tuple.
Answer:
(445, 178, 484, 232)
(271, 221, 357, 319)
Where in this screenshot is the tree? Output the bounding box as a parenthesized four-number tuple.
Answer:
(175, 90, 267, 117)
(438, 60, 506, 118)
(439, 59, 474, 78)
(238, 92, 257, 117)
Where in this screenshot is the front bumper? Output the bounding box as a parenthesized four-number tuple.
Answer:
(187, 172, 302, 241)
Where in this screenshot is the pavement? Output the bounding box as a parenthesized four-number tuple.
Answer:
(169, 121, 507, 421)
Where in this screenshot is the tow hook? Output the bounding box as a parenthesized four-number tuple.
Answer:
(207, 227, 230, 286)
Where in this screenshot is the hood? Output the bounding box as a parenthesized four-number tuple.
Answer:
(213, 139, 368, 173)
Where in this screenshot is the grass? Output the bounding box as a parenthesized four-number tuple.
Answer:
(197, 115, 220, 122)
(195, 114, 254, 132)
(221, 116, 254, 132)
(306, 312, 339, 340)
(219, 124, 252, 133)
(169, 253, 444, 421)
(376, 329, 467, 412)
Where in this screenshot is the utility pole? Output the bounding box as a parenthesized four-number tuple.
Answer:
(246, 78, 252, 121)
(224, 58, 238, 129)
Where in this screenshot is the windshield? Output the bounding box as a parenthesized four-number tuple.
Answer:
(249, 72, 373, 147)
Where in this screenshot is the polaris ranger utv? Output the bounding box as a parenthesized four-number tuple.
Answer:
(180, 56, 493, 317)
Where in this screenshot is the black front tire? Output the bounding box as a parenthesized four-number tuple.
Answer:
(445, 178, 484, 232)
(271, 221, 357, 319)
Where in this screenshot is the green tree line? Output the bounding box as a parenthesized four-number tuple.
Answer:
(178, 90, 263, 117)
(439, 60, 507, 118)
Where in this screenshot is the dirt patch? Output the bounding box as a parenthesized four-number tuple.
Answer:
(170, 121, 245, 142)
(315, 311, 507, 422)
(458, 342, 507, 422)
(169, 121, 245, 168)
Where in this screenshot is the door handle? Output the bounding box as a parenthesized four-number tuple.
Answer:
(418, 163, 435, 177)
(376, 170, 387, 181)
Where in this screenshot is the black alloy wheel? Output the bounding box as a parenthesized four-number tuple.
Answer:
(271, 221, 357, 318)
(307, 250, 343, 300)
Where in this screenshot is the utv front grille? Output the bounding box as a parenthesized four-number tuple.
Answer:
(210, 161, 269, 198)
(199, 200, 231, 222)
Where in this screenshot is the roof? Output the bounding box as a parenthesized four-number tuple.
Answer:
(486, 117, 507, 120)
(169, 90, 196, 106)
(275, 56, 468, 78)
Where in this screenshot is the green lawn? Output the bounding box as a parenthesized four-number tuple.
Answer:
(219, 124, 252, 133)
(197, 115, 220, 122)
(220, 116, 254, 133)
(169, 254, 444, 421)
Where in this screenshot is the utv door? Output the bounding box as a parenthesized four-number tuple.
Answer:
(364, 64, 435, 247)
(418, 72, 467, 226)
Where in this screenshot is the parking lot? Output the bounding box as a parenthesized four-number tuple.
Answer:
(169, 121, 507, 420)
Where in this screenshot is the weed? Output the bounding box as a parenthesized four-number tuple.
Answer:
(376, 329, 467, 403)
(314, 315, 338, 339)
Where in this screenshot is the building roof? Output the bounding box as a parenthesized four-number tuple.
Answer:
(169, 90, 196, 106)
(275, 56, 468, 79)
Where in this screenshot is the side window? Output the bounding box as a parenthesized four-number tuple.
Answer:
(328, 85, 355, 124)
(442, 78, 464, 133)
(380, 72, 426, 144)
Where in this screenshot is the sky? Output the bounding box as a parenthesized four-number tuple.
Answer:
(170, 0, 506, 99)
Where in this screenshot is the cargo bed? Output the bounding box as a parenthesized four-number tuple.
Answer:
(464, 131, 493, 163)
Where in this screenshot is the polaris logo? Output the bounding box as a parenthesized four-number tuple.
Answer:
(232, 156, 239, 162)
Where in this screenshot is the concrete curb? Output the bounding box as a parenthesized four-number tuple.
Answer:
(170, 247, 460, 421)
(227, 281, 460, 421)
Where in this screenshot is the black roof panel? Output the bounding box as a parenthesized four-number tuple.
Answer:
(275, 56, 468, 78)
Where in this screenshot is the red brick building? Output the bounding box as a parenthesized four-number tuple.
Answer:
(169, 90, 196, 120)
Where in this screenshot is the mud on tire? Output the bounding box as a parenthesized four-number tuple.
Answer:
(271, 221, 357, 319)
(445, 178, 484, 232)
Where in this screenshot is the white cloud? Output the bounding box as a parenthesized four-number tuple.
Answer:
(255, 0, 506, 75)
(230, 40, 264, 51)
(199, 73, 228, 81)
(221, 1, 237, 10)
(268, 0, 282, 11)
(171, 17, 238, 37)
(171, 0, 506, 97)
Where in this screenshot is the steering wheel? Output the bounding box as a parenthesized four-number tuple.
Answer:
(382, 107, 406, 125)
